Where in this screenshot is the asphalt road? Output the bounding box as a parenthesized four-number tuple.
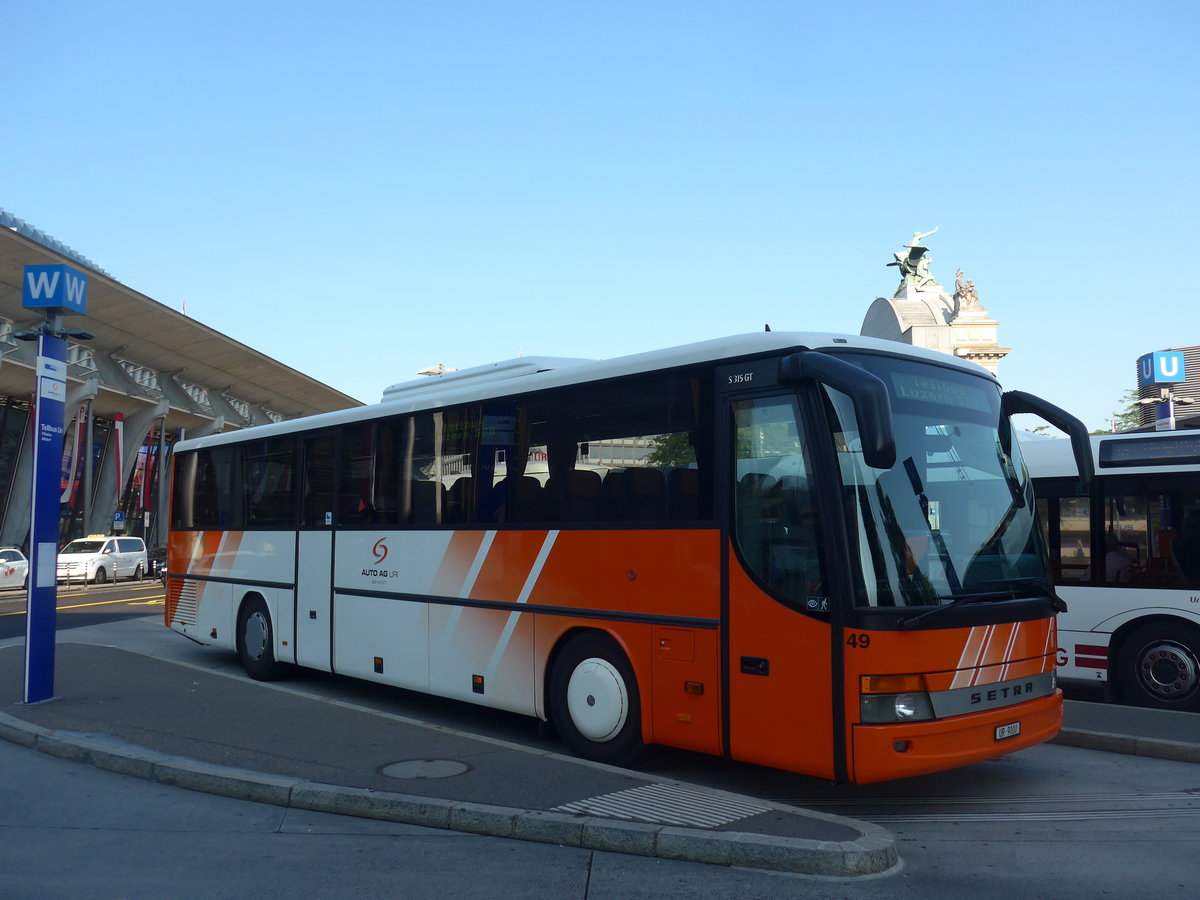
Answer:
(0, 580, 164, 640)
(2, 613, 1198, 898)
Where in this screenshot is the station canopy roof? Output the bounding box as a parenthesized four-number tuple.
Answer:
(0, 210, 361, 432)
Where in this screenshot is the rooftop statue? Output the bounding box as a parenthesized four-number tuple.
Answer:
(953, 268, 980, 311)
(888, 227, 941, 293)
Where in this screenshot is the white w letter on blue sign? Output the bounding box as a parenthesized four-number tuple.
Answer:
(65, 274, 86, 305)
(26, 270, 60, 300)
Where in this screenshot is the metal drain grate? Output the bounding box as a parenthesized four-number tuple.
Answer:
(552, 783, 771, 829)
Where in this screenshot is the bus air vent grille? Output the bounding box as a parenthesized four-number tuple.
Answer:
(173, 580, 200, 626)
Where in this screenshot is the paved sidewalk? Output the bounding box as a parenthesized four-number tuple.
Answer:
(0, 642, 894, 878)
(1056, 697, 1200, 763)
(2, 636, 1196, 878)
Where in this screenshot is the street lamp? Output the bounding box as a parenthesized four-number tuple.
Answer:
(12, 324, 95, 343)
(1137, 387, 1196, 431)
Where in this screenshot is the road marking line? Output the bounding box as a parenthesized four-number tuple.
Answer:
(0, 596, 165, 616)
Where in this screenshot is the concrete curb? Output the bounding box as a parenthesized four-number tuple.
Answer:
(0, 710, 898, 877)
(1053, 728, 1200, 764)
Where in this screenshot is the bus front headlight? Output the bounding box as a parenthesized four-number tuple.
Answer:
(860, 674, 935, 723)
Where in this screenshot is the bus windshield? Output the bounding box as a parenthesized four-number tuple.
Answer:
(827, 354, 1051, 608)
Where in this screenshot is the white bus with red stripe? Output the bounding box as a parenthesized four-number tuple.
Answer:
(166, 331, 1092, 783)
(1022, 429, 1200, 710)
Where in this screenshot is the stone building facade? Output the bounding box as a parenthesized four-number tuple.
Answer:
(860, 230, 1010, 375)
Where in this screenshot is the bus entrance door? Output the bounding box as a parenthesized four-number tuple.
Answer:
(724, 384, 838, 780)
(294, 530, 333, 671)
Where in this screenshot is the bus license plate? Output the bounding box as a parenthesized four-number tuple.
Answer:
(995, 722, 1021, 741)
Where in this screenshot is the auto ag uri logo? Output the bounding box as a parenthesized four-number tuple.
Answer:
(362, 538, 395, 583)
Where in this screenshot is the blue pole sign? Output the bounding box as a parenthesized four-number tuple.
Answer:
(1137, 350, 1188, 433)
(22, 264, 89, 314)
(22, 261, 87, 703)
(1154, 399, 1175, 432)
(25, 333, 68, 702)
(1137, 350, 1186, 387)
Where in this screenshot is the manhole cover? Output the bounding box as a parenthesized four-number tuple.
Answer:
(380, 759, 470, 780)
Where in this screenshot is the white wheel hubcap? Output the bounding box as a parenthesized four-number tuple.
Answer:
(244, 612, 269, 661)
(566, 657, 628, 742)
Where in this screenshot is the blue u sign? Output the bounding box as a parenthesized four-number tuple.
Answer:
(1137, 350, 1186, 387)
(22, 264, 88, 314)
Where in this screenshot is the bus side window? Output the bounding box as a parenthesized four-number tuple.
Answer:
(1103, 483, 1200, 588)
(731, 397, 823, 606)
(435, 408, 479, 524)
(1176, 506, 1200, 586)
(300, 433, 336, 528)
(242, 437, 296, 529)
(1041, 490, 1091, 583)
(193, 446, 242, 530)
(667, 467, 699, 520)
(373, 418, 402, 526)
(172, 451, 197, 529)
(338, 422, 375, 526)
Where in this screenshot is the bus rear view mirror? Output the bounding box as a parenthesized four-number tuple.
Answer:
(779, 351, 896, 470)
(1001, 390, 1094, 492)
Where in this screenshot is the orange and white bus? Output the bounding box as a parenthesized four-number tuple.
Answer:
(166, 332, 1091, 784)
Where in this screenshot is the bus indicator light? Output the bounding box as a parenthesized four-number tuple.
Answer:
(861, 673, 927, 694)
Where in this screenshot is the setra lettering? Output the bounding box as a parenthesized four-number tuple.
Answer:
(970, 681, 1035, 706)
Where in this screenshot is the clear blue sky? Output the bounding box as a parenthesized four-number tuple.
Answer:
(5, 1, 1197, 431)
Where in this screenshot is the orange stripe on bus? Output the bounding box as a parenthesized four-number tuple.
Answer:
(431, 531, 487, 597)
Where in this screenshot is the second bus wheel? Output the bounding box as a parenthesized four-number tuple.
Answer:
(236, 597, 287, 682)
(549, 633, 643, 766)
(1116, 621, 1200, 712)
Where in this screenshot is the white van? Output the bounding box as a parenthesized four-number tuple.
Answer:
(57, 535, 149, 584)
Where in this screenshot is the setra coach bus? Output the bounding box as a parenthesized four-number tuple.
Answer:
(1022, 429, 1200, 711)
(166, 332, 1091, 783)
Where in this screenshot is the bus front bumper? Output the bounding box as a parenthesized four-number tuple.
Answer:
(850, 690, 1063, 784)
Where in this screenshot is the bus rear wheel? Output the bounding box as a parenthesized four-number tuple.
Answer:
(237, 597, 286, 682)
(1116, 622, 1200, 711)
(549, 633, 642, 766)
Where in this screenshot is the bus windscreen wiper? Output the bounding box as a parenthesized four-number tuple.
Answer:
(898, 581, 1064, 630)
(970, 577, 1067, 611)
(898, 592, 1003, 629)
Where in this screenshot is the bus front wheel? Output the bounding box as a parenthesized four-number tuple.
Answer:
(549, 633, 642, 766)
(1116, 621, 1200, 712)
(236, 597, 286, 682)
